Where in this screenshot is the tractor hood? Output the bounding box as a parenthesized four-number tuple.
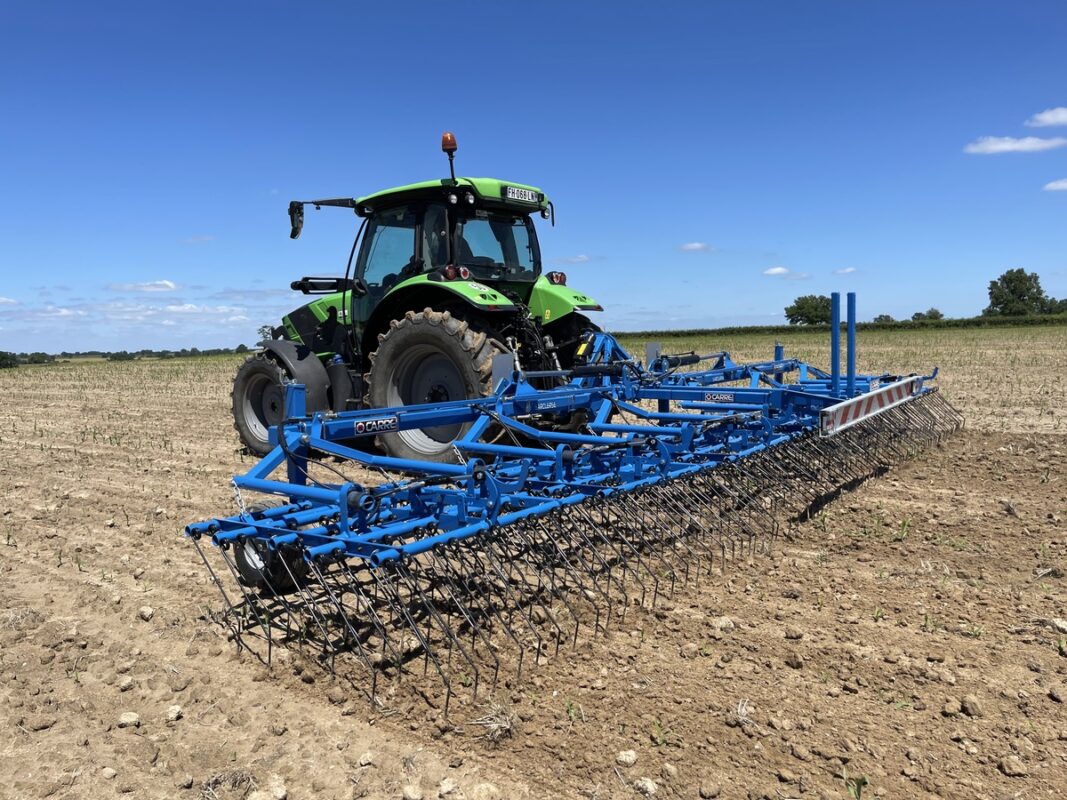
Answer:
(383, 273, 517, 311)
(526, 276, 602, 324)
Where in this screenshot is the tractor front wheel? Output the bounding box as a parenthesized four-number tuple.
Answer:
(232, 353, 290, 456)
(365, 309, 505, 463)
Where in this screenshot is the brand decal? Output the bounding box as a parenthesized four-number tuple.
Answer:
(354, 416, 399, 435)
(704, 392, 735, 402)
(468, 281, 491, 292)
(536, 400, 559, 410)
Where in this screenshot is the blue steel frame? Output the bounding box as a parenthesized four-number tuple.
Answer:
(186, 294, 937, 572)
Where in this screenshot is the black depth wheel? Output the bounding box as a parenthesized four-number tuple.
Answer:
(233, 503, 308, 593)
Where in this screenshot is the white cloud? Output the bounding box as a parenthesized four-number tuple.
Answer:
(0, 296, 16, 305)
(679, 242, 712, 252)
(553, 255, 591, 264)
(964, 136, 1067, 154)
(165, 303, 243, 315)
(763, 266, 789, 276)
(109, 279, 179, 292)
(1025, 107, 1067, 128)
(1044, 178, 1067, 191)
(834, 267, 857, 274)
(39, 306, 87, 318)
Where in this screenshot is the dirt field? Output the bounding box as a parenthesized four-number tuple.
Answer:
(1, 325, 1065, 800)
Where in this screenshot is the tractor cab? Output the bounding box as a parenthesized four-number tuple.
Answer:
(234, 133, 601, 461)
(349, 176, 551, 325)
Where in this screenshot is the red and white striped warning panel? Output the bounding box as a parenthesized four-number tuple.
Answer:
(820, 376, 923, 436)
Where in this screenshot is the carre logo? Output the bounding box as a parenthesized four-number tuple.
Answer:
(354, 416, 399, 435)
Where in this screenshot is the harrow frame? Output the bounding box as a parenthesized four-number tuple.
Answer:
(185, 293, 963, 709)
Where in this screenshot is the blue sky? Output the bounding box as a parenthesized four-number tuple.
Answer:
(1, 1, 1065, 352)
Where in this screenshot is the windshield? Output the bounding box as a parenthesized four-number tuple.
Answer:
(454, 212, 539, 281)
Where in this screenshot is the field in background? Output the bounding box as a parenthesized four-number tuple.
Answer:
(1, 323, 1065, 799)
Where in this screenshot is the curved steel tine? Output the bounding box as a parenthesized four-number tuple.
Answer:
(577, 501, 650, 607)
(422, 545, 502, 694)
(215, 544, 277, 660)
(529, 514, 610, 644)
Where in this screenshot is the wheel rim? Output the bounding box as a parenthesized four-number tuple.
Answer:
(242, 372, 285, 444)
(242, 541, 266, 571)
(384, 344, 468, 456)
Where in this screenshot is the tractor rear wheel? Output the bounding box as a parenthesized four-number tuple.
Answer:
(232, 353, 290, 456)
(365, 309, 506, 463)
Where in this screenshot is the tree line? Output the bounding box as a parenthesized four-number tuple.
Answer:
(784, 268, 1065, 325)
(0, 344, 251, 369)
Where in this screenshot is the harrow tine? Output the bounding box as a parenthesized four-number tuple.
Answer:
(580, 499, 654, 607)
(496, 522, 569, 652)
(611, 493, 674, 604)
(215, 544, 278, 660)
(191, 537, 262, 660)
(559, 506, 630, 623)
(419, 546, 502, 693)
(302, 560, 379, 698)
(529, 514, 609, 642)
(333, 559, 408, 683)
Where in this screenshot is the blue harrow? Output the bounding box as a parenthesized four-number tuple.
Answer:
(185, 293, 961, 709)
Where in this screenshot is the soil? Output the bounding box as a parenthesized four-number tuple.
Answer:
(1, 355, 1065, 800)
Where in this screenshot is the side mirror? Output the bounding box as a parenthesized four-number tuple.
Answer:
(288, 201, 304, 239)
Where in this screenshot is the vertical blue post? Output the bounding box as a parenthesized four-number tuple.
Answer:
(846, 292, 857, 397)
(830, 292, 841, 396)
(773, 342, 784, 383)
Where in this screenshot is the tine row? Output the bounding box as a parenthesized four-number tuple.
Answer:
(193, 392, 962, 711)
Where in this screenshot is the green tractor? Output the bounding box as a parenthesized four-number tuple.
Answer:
(232, 132, 602, 462)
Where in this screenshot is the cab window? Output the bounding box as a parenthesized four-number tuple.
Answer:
(358, 208, 417, 290)
(455, 214, 537, 279)
(422, 204, 450, 270)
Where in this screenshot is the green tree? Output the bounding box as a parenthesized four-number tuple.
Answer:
(784, 295, 832, 325)
(0, 351, 18, 369)
(911, 308, 944, 322)
(257, 324, 275, 341)
(983, 268, 1051, 316)
(235, 343, 250, 353)
(873, 314, 895, 323)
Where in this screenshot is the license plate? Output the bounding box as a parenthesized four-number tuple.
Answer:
(505, 186, 539, 203)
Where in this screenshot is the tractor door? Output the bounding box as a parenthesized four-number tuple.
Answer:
(350, 206, 419, 350)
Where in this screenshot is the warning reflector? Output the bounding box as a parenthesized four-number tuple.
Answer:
(820, 376, 923, 436)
